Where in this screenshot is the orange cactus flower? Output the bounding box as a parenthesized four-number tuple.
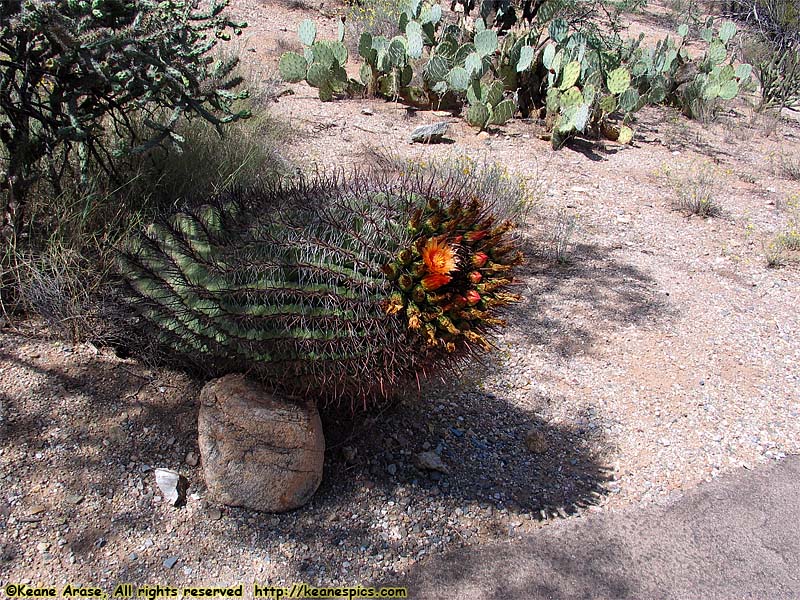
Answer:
(421, 238, 457, 275)
(421, 273, 452, 291)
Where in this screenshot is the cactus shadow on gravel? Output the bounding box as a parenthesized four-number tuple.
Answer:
(245, 383, 615, 582)
(0, 335, 608, 585)
(509, 237, 672, 358)
(0, 227, 665, 582)
(562, 137, 623, 161)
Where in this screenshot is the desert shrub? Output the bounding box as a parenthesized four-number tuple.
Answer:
(667, 0, 704, 27)
(1, 241, 107, 339)
(0, 0, 249, 239)
(765, 230, 800, 266)
(346, 0, 409, 39)
(364, 148, 537, 215)
(767, 194, 800, 265)
(732, 0, 800, 109)
(778, 153, 800, 179)
(755, 47, 800, 110)
(731, 0, 800, 48)
(118, 168, 525, 407)
(0, 106, 288, 340)
(662, 163, 724, 217)
(536, 208, 579, 263)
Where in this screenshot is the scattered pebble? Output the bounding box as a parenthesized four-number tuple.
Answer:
(524, 428, 549, 454)
(154, 468, 188, 506)
(413, 451, 450, 474)
(410, 122, 449, 143)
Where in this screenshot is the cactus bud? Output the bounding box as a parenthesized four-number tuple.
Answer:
(465, 229, 487, 242)
(472, 252, 489, 268)
(382, 262, 400, 279)
(398, 273, 414, 291)
(397, 248, 414, 264)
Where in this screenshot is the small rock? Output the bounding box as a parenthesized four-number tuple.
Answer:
(65, 493, 84, 506)
(477, 131, 490, 140)
(198, 374, 324, 512)
(410, 122, 449, 144)
(1, 545, 15, 561)
(341, 446, 357, 464)
(386, 464, 397, 476)
(128, 553, 138, 561)
(185, 452, 199, 467)
(108, 426, 126, 444)
(142, 539, 154, 549)
(154, 469, 188, 507)
(524, 428, 549, 454)
(27, 505, 46, 516)
(163, 556, 179, 569)
(36, 542, 50, 552)
(413, 451, 450, 474)
(361, 108, 374, 115)
(207, 507, 222, 521)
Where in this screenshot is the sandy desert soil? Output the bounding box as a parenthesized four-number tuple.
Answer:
(1, 0, 799, 591)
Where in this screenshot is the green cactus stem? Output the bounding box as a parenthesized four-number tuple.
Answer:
(119, 170, 524, 407)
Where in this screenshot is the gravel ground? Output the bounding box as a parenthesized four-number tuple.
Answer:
(1, 0, 800, 591)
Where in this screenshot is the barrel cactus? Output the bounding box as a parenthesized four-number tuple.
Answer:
(118, 170, 524, 407)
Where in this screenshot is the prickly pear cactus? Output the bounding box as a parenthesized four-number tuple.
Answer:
(465, 80, 515, 130)
(278, 19, 358, 101)
(119, 171, 524, 407)
(628, 19, 752, 121)
(606, 67, 631, 95)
